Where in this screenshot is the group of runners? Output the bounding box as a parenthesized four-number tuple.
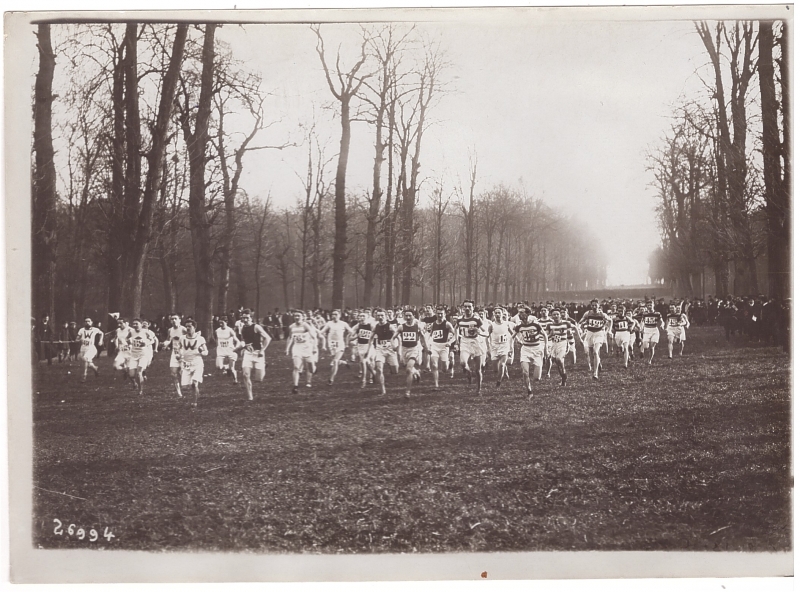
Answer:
(66, 297, 690, 407)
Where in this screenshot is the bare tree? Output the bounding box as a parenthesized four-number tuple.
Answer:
(696, 21, 760, 294)
(383, 71, 401, 308)
(273, 209, 295, 310)
(180, 23, 217, 336)
(395, 39, 447, 303)
(243, 195, 273, 319)
(153, 144, 185, 315)
(98, 24, 188, 318)
(57, 76, 108, 320)
(312, 25, 372, 308)
(648, 113, 711, 297)
(430, 181, 451, 303)
(32, 23, 58, 321)
(757, 20, 790, 299)
(294, 123, 334, 309)
(359, 25, 414, 307)
(458, 152, 478, 301)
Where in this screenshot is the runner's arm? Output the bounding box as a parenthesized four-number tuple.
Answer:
(285, 333, 293, 356)
(256, 325, 272, 352)
(446, 322, 456, 346)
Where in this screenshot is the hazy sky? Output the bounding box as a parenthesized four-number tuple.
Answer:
(212, 12, 710, 286)
(19, 6, 758, 287)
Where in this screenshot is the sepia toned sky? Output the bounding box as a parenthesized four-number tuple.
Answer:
(14, 4, 779, 287)
(217, 13, 709, 286)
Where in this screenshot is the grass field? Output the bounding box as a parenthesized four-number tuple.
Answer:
(31, 326, 791, 553)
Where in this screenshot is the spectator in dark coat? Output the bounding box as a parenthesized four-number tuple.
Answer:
(35, 315, 55, 365)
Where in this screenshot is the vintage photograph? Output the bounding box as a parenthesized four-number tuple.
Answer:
(8, 4, 792, 584)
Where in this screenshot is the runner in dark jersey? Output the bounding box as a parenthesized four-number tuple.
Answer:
(239, 309, 272, 400)
(640, 301, 664, 365)
(428, 306, 456, 389)
(367, 310, 399, 396)
(391, 309, 428, 398)
(354, 312, 376, 388)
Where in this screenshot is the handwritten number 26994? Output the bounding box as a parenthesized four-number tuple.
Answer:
(53, 519, 115, 542)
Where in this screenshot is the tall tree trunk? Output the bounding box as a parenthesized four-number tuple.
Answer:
(159, 250, 178, 313)
(216, 108, 234, 314)
(364, 111, 385, 307)
(185, 24, 217, 337)
(401, 184, 415, 304)
(312, 190, 323, 310)
(313, 26, 369, 309)
(384, 98, 396, 308)
(484, 231, 493, 305)
(118, 23, 187, 319)
(233, 236, 248, 309)
(121, 23, 142, 317)
(32, 23, 58, 322)
(108, 41, 126, 314)
(697, 22, 757, 295)
(463, 159, 477, 301)
(331, 100, 352, 309)
(759, 21, 790, 299)
(131, 24, 187, 318)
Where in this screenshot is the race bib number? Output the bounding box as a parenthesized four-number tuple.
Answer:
(402, 331, 417, 342)
(329, 340, 340, 350)
(497, 334, 508, 343)
(358, 329, 372, 340)
(587, 319, 604, 328)
(378, 339, 391, 347)
(218, 339, 231, 349)
(432, 329, 444, 341)
(82, 338, 92, 346)
(294, 334, 307, 344)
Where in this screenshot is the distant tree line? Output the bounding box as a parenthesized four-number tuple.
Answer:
(648, 20, 790, 299)
(31, 22, 608, 332)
